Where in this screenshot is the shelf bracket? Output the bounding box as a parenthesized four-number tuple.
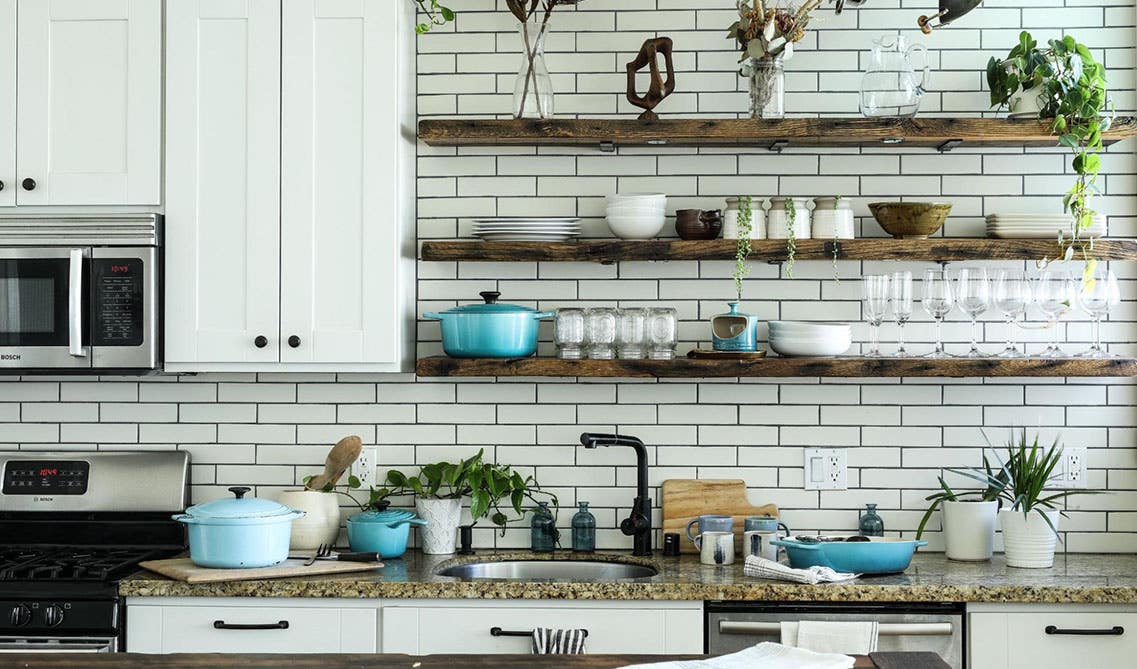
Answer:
(937, 139, 963, 153)
(768, 140, 790, 153)
(824, 240, 843, 259)
(599, 141, 616, 153)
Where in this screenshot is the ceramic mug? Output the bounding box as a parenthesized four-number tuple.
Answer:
(699, 531, 735, 566)
(743, 530, 779, 561)
(745, 515, 791, 537)
(686, 514, 734, 548)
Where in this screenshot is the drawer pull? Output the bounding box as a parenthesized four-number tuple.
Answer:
(1045, 625, 1124, 636)
(720, 621, 953, 637)
(491, 627, 589, 638)
(213, 620, 290, 631)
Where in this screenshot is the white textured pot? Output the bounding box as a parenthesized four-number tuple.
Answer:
(416, 497, 462, 555)
(999, 508, 1060, 569)
(1008, 85, 1047, 118)
(942, 500, 997, 562)
(277, 490, 341, 550)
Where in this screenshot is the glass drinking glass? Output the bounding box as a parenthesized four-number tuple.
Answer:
(554, 308, 585, 360)
(993, 269, 1032, 358)
(646, 307, 678, 360)
(956, 268, 990, 358)
(862, 274, 890, 357)
(616, 308, 648, 359)
(1035, 271, 1076, 358)
(1077, 267, 1121, 358)
(922, 269, 954, 358)
(890, 271, 913, 357)
(583, 308, 618, 360)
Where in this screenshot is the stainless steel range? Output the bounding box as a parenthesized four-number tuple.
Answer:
(0, 451, 188, 653)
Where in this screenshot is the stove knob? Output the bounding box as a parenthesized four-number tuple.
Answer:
(8, 605, 31, 627)
(43, 605, 64, 627)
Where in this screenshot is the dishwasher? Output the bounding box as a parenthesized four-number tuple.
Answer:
(706, 602, 965, 668)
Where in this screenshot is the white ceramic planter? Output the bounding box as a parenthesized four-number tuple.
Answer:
(999, 508, 1060, 569)
(942, 500, 997, 562)
(277, 490, 341, 550)
(416, 497, 462, 555)
(1008, 85, 1047, 118)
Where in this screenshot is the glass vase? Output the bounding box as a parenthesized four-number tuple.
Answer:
(514, 18, 554, 119)
(747, 56, 784, 120)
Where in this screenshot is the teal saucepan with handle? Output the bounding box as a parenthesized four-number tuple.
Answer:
(770, 536, 928, 575)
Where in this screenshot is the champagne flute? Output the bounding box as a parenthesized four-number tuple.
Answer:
(993, 269, 1031, 358)
(891, 271, 913, 357)
(1077, 267, 1120, 358)
(1035, 271, 1076, 358)
(956, 268, 990, 358)
(862, 274, 890, 357)
(922, 268, 954, 358)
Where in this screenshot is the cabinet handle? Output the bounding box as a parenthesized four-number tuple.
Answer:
(490, 627, 588, 638)
(21, 178, 35, 191)
(1044, 625, 1124, 636)
(254, 335, 268, 349)
(288, 335, 301, 348)
(0, 180, 5, 191)
(213, 620, 289, 631)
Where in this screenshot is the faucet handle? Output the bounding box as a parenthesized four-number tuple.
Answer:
(620, 513, 649, 537)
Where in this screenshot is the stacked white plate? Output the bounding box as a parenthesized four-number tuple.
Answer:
(986, 213, 1106, 239)
(606, 193, 667, 240)
(472, 217, 581, 242)
(768, 321, 852, 357)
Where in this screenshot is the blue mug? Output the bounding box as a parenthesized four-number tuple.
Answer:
(686, 514, 734, 548)
(745, 515, 790, 537)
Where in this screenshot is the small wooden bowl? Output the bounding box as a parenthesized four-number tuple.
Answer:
(869, 202, 952, 239)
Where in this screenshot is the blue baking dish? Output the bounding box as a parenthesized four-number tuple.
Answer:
(770, 536, 927, 575)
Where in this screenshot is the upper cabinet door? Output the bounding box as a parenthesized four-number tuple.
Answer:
(0, 0, 14, 207)
(280, 0, 405, 366)
(164, 0, 281, 368)
(16, 0, 160, 205)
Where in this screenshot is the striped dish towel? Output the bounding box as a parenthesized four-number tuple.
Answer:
(532, 628, 587, 655)
(743, 556, 859, 584)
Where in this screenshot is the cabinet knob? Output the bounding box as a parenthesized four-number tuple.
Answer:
(21, 178, 35, 191)
(288, 335, 301, 348)
(254, 335, 268, 349)
(0, 180, 5, 191)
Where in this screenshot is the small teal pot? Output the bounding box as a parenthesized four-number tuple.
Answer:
(347, 505, 428, 559)
(711, 302, 758, 352)
(771, 536, 927, 575)
(424, 291, 554, 358)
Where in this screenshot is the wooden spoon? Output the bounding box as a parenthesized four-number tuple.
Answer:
(305, 435, 363, 490)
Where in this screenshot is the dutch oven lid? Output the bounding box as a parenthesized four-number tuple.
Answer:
(436, 291, 539, 316)
(184, 486, 297, 520)
(352, 500, 419, 524)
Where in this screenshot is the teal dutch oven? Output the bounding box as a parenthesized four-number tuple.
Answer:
(424, 291, 554, 358)
(771, 536, 927, 575)
(174, 486, 305, 568)
(347, 502, 428, 559)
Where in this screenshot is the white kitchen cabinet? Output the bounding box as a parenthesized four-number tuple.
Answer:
(381, 600, 704, 655)
(969, 604, 1137, 669)
(165, 0, 415, 372)
(15, 0, 160, 205)
(0, 0, 14, 207)
(126, 598, 378, 654)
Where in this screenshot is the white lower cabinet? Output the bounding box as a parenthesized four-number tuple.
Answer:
(969, 604, 1137, 669)
(381, 600, 704, 655)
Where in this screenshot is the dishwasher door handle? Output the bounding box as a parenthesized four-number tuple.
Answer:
(718, 621, 954, 636)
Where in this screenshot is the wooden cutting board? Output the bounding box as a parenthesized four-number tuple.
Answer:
(661, 479, 778, 554)
(140, 557, 384, 584)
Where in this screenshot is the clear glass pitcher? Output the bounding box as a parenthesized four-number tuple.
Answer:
(859, 33, 929, 118)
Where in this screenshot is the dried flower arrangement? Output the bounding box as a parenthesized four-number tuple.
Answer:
(727, 0, 828, 62)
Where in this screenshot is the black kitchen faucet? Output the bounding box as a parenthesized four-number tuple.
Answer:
(579, 433, 652, 556)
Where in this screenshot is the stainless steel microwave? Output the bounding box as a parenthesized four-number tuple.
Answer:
(0, 214, 160, 373)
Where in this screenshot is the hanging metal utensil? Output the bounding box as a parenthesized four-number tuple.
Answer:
(918, 0, 983, 33)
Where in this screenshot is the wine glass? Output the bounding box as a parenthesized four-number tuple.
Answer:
(922, 269, 954, 358)
(956, 268, 990, 358)
(1034, 271, 1076, 358)
(1077, 267, 1121, 358)
(862, 274, 890, 357)
(891, 271, 913, 357)
(993, 269, 1032, 358)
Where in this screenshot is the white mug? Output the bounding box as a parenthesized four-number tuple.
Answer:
(699, 531, 735, 566)
(744, 530, 779, 561)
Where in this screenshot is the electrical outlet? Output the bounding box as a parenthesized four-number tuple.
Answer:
(352, 447, 380, 488)
(804, 448, 847, 490)
(1051, 446, 1088, 489)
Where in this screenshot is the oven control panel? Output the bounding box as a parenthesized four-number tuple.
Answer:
(2, 460, 90, 495)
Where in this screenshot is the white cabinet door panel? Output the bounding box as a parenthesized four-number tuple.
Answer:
(280, 0, 400, 365)
(16, 0, 160, 205)
(164, 0, 281, 366)
(0, 0, 13, 207)
(970, 611, 1137, 669)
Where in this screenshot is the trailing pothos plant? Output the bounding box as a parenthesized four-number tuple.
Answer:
(986, 31, 1114, 283)
(413, 0, 455, 34)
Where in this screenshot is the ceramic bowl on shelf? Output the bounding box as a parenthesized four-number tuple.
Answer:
(768, 321, 852, 357)
(869, 202, 952, 239)
(606, 213, 667, 240)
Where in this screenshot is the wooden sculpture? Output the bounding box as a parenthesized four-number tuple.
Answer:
(626, 37, 676, 121)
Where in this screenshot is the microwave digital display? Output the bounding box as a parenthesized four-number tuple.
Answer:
(3, 460, 90, 495)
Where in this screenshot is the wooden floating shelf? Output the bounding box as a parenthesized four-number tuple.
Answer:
(416, 356, 1137, 379)
(418, 117, 1137, 150)
(421, 238, 1137, 264)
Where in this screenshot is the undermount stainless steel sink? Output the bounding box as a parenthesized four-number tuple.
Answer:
(435, 560, 658, 581)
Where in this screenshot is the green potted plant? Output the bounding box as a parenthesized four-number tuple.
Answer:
(916, 456, 1008, 562)
(986, 32, 1113, 282)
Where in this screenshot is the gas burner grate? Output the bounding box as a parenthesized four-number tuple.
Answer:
(0, 546, 167, 582)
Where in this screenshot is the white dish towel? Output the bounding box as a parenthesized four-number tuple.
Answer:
(618, 642, 853, 669)
(781, 621, 879, 655)
(743, 555, 860, 584)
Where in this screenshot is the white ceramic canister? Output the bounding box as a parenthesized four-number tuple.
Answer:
(766, 197, 811, 240)
(999, 508, 1060, 569)
(811, 196, 855, 239)
(723, 197, 767, 240)
(416, 497, 463, 555)
(942, 500, 997, 562)
(278, 490, 342, 551)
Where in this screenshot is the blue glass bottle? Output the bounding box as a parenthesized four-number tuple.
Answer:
(859, 503, 884, 537)
(571, 501, 596, 552)
(531, 502, 556, 552)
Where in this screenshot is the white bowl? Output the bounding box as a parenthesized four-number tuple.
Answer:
(606, 215, 667, 240)
(607, 204, 666, 218)
(769, 333, 852, 357)
(608, 194, 667, 207)
(769, 321, 852, 334)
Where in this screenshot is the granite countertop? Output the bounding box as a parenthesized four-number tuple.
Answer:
(119, 551, 1137, 604)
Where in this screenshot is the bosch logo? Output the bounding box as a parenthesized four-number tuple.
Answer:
(0, 354, 20, 360)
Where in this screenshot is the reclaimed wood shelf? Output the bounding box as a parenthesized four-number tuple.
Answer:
(421, 238, 1137, 264)
(418, 117, 1137, 151)
(416, 356, 1137, 378)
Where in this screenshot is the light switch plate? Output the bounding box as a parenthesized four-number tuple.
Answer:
(353, 447, 380, 488)
(804, 448, 847, 490)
